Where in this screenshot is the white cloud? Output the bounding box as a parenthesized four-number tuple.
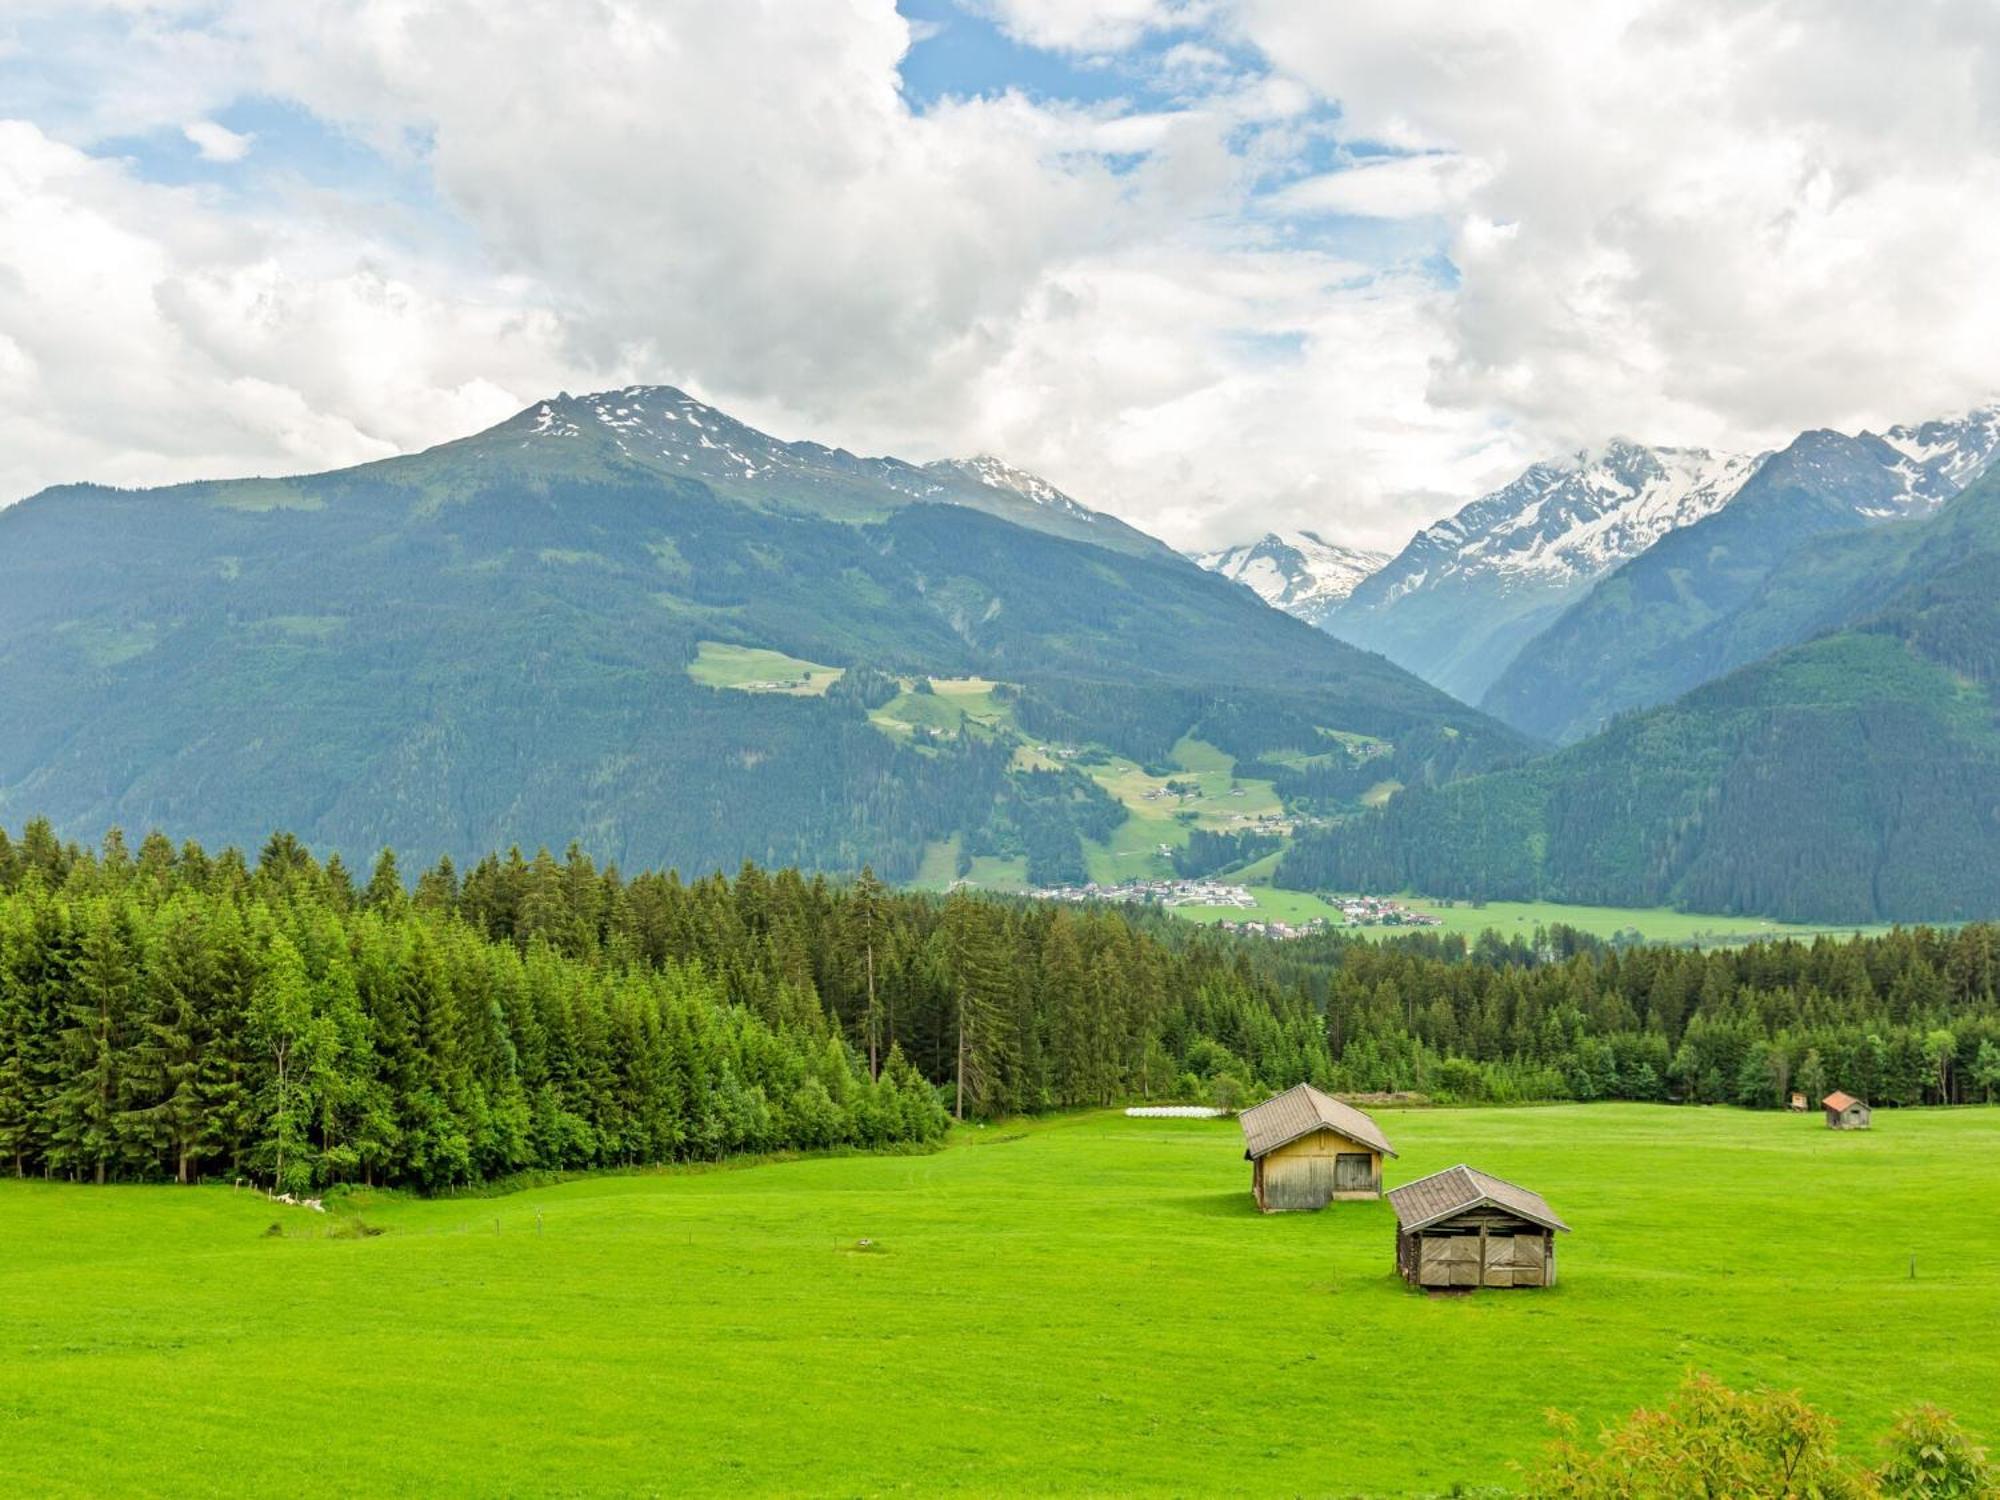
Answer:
(1271, 153, 1489, 220)
(979, 0, 1203, 55)
(1236, 0, 2000, 453)
(945, 242, 1530, 549)
(0, 120, 576, 503)
(182, 118, 254, 161)
(2, 0, 1997, 560)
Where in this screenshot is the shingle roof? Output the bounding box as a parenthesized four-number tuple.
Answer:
(1238, 1082, 1396, 1160)
(1387, 1164, 1569, 1234)
(1823, 1091, 1861, 1111)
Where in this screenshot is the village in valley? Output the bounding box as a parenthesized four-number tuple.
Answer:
(1022, 879, 1445, 937)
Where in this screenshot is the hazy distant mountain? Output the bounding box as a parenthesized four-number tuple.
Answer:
(1326, 440, 1766, 704)
(1483, 409, 2000, 742)
(0, 385, 1521, 878)
(1280, 459, 2000, 924)
(1195, 531, 1389, 627)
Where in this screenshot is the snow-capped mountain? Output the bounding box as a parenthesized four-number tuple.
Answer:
(923, 454, 1101, 525)
(1482, 405, 2000, 742)
(1195, 531, 1388, 627)
(1327, 440, 1766, 703)
(476, 386, 1175, 560)
(1367, 440, 1765, 600)
(1870, 407, 2000, 514)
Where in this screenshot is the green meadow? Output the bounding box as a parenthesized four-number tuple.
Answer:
(1170, 889, 1886, 946)
(3, 1105, 1995, 1496)
(685, 640, 844, 694)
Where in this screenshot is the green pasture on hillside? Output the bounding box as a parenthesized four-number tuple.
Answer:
(3, 1106, 1995, 1496)
(1170, 891, 1886, 945)
(685, 640, 843, 695)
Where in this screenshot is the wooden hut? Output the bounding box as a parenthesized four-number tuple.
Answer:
(1388, 1164, 1569, 1290)
(1238, 1083, 1396, 1211)
(1823, 1091, 1871, 1130)
(1788, 1092, 1808, 1112)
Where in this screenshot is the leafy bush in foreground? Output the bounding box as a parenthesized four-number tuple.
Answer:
(1523, 1373, 1995, 1499)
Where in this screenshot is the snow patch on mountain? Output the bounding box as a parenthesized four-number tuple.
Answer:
(1870, 406, 2000, 515)
(496, 386, 1176, 560)
(923, 455, 1097, 522)
(1196, 531, 1389, 625)
(1361, 440, 1768, 608)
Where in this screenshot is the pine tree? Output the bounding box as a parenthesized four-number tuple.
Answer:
(943, 893, 1011, 1120)
(53, 900, 138, 1184)
(129, 900, 216, 1183)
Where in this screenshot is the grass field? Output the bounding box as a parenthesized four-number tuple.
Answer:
(3, 1106, 1995, 1496)
(686, 640, 843, 695)
(1381, 898, 1886, 946)
(1169, 889, 1886, 946)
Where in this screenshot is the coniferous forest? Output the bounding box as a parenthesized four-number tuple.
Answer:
(6, 820, 2000, 1194)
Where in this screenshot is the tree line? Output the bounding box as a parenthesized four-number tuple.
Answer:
(5, 819, 1999, 1194)
(0, 821, 1330, 1191)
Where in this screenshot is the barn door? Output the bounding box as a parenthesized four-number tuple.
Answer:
(1511, 1234, 1546, 1287)
(1419, 1236, 1453, 1287)
(1334, 1152, 1372, 1193)
(1481, 1234, 1514, 1288)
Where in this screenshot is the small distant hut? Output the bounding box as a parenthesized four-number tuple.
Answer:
(1238, 1083, 1396, 1212)
(1389, 1164, 1569, 1290)
(1823, 1091, 1871, 1130)
(1788, 1092, 1808, 1113)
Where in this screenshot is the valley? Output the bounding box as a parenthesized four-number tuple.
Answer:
(14, 12, 2000, 1499)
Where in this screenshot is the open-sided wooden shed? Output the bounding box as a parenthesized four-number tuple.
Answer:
(1823, 1091, 1871, 1129)
(1389, 1164, 1569, 1290)
(1239, 1083, 1396, 1212)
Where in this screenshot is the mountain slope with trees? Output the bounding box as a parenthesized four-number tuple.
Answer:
(0, 390, 1524, 881)
(1326, 440, 1765, 703)
(1279, 465, 2000, 924)
(1482, 413, 2000, 742)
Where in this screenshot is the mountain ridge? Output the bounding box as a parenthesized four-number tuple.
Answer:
(0, 384, 1526, 884)
(1280, 461, 2000, 923)
(1482, 409, 2000, 742)
(1322, 438, 1766, 704)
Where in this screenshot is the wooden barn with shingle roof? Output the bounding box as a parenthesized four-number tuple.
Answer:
(1388, 1164, 1569, 1290)
(1822, 1091, 1871, 1129)
(1238, 1083, 1396, 1211)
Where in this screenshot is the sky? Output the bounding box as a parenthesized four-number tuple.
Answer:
(1, 0, 1996, 551)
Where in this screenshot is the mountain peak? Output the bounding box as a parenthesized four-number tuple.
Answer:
(422, 386, 1174, 559)
(1365, 440, 1767, 601)
(924, 455, 1093, 520)
(1195, 530, 1389, 626)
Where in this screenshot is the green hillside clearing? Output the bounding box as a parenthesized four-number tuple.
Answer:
(686, 641, 844, 695)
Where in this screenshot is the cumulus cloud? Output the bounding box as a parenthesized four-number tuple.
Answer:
(1, 0, 1995, 555)
(978, 0, 1205, 55)
(0, 119, 575, 503)
(182, 119, 253, 161)
(1271, 153, 1489, 220)
(1236, 0, 2000, 451)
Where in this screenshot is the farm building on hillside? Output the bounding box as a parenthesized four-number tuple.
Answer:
(1239, 1083, 1396, 1211)
(1388, 1164, 1569, 1290)
(1823, 1092, 1871, 1129)
(1788, 1092, 1808, 1112)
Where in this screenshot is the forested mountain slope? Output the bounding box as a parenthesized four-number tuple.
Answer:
(1280, 466, 2000, 924)
(0, 389, 1523, 880)
(1483, 412, 2000, 742)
